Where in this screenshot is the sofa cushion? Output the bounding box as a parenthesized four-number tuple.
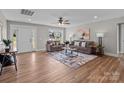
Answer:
(74, 42, 79, 46)
(47, 41, 55, 45)
(77, 47, 92, 54)
(86, 41, 94, 47)
(55, 42, 60, 45)
(81, 42, 86, 47)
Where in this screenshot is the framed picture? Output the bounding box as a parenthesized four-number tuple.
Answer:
(76, 27, 90, 40)
(0, 22, 3, 42)
(55, 32, 61, 38)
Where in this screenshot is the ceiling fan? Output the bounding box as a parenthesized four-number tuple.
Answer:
(57, 17, 70, 25)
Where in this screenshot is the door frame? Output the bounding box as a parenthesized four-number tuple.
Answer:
(17, 27, 33, 53)
(117, 23, 124, 54)
(9, 24, 37, 53)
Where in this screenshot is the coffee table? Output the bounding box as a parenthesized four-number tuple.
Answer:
(63, 47, 78, 57)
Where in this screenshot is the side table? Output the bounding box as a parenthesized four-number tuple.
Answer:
(96, 47, 104, 56)
(0, 50, 18, 75)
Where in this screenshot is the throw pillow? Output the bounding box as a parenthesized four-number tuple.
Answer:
(50, 42, 55, 45)
(53, 42, 56, 45)
(81, 42, 86, 47)
(74, 42, 79, 46)
(56, 42, 60, 45)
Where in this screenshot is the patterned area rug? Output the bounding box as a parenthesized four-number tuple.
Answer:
(49, 51, 97, 69)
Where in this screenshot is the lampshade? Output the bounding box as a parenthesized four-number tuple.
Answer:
(96, 33, 104, 37)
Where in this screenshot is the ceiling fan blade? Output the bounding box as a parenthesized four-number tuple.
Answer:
(63, 20, 69, 22)
(51, 17, 70, 25)
(64, 23, 70, 24)
(51, 22, 58, 24)
(59, 16, 66, 19)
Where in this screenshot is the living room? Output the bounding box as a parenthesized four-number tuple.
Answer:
(0, 9, 124, 83)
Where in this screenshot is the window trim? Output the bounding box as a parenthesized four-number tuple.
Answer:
(0, 22, 3, 41)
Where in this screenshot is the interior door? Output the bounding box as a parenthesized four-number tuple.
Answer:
(120, 24, 124, 53)
(17, 27, 33, 53)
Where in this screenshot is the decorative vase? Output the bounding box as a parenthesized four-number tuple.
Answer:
(5, 48, 10, 52)
(5, 46, 10, 52)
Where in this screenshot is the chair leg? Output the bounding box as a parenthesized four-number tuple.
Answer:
(0, 55, 5, 75)
(14, 62, 17, 71)
(13, 54, 17, 71)
(0, 65, 3, 75)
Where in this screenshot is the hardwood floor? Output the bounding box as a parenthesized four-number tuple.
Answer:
(0, 51, 123, 83)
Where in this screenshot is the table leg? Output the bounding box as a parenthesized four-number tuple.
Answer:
(13, 53, 17, 71)
(65, 49, 67, 54)
(76, 51, 78, 56)
(0, 55, 5, 75)
(71, 50, 73, 54)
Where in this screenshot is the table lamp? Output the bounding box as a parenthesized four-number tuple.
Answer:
(96, 32, 104, 46)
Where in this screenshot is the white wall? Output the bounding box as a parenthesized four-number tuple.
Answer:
(37, 25, 49, 51)
(0, 11, 7, 39)
(66, 16, 124, 56)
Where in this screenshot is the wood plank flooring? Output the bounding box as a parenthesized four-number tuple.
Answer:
(0, 51, 123, 83)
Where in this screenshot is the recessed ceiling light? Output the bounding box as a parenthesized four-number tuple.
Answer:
(28, 19, 31, 21)
(94, 16, 98, 19)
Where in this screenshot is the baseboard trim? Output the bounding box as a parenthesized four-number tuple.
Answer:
(104, 52, 118, 57)
(36, 49, 46, 52)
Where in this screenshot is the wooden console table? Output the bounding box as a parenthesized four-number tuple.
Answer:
(0, 50, 18, 75)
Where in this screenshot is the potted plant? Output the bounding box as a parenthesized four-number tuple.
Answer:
(2, 39, 12, 52)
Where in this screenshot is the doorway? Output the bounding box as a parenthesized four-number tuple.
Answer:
(118, 24, 124, 53)
(10, 25, 37, 53)
(17, 27, 33, 53)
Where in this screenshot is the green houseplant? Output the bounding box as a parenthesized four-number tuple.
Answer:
(2, 39, 12, 52)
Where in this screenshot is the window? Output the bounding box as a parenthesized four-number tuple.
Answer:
(0, 22, 2, 42)
(48, 28, 64, 43)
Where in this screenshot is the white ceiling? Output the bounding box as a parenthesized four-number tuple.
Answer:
(1, 9, 124, 27)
